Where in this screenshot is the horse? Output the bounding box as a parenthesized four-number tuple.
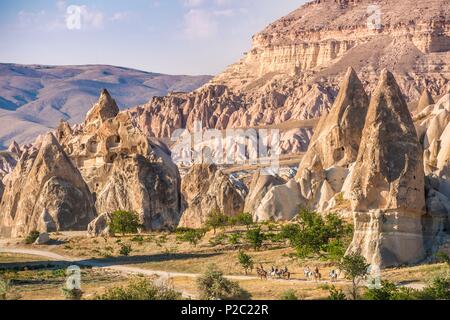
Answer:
(304, 266, 313, 280)
(280, 266, 291, 280)
(313, 267, 322, 282)
(329, 269, 338, 282)
(257, 264, 268, 280)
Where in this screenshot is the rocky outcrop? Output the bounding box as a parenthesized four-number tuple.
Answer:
(87, 213, 112, 237)
(348, 70, 427, 268)
(0, 133, 96, 237)
(416, 89, 435, 113)
(179, 164, 246, 228)
(58, 90, 182, 231)
(295, 67, 369, 206)
(253, 67, 368, 221)
(244, 170, 285, 215)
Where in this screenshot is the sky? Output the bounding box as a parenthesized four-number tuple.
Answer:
(0, 0, 305, 75)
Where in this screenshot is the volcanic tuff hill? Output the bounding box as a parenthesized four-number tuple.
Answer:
(0, 64, 211, 148)
(135, 0, 450, 143)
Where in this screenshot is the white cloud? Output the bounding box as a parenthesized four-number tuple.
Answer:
(183, 0, 205, 7)
(183, 9, 217, 39)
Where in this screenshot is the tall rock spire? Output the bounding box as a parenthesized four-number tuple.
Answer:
(85, 89, 119, 125)
(348, 69, 426, 268)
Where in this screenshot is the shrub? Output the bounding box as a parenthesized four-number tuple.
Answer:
(0, 277, 8, 300)
(209, 233, 227, 247)
(327, 286, 347, 300)
(197, 264, 251, 300)
(96, 279, 183, 300)
(205, 210, 229, 234)
(109, 211, 141, 236)
(119, 243, 133, 256)
(235, 213, 254, 230)
(245, 227, 265, 251)
(364, 281, 418, 300)
(228, 233, 241, 245)
(418, 273, 450, 300)
(280, 289, 299, 300)
(25, 230, 40, 244)
(131, 235, 144, 243)
(62, 288, 83, 300)
(338, 253, 370, 300)
(237, 251, 254, 275)
(436, 252, 450, 265)
(176, 229, 205, 247)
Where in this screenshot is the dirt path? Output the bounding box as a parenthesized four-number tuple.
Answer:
(0, 246, 348, 284)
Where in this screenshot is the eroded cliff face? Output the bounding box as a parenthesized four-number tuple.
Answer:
(57, 90, 182, 231)
(178, 164, 246, 229)
(131, 1, 450, 155)
(347, 70, 427, 268)
(212, 0, 450, 98)
(0, 133, 96, 237)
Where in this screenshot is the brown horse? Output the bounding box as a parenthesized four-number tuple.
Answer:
(257, 264, 268, 280)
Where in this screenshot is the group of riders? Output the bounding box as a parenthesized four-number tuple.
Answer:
(256, 264, 340, 282)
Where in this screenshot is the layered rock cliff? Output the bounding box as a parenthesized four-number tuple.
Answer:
(131, 0, 450, 159)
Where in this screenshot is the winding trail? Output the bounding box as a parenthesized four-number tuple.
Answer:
(0, 246, 347, 284)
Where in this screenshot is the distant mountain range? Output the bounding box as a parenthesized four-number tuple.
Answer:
(0, 63, 212, 148)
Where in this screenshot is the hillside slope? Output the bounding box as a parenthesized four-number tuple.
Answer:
(0, 63, 211, 147)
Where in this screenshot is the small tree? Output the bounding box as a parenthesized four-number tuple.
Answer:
(245, 227, 265, 251)
(237, 251, 254, 275)
(338, 253, 370, 300)
(197, 264, 251, 300)
(109, 211, 141, 236)
(177, 229, 205, 247)
(205, 210, 228, 234)
(236, 213, 254, 230)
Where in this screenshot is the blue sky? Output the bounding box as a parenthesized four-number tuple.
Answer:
(0, 0, 305, 75)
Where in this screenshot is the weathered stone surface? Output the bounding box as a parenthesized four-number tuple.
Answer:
(254, 180, 302, 222)
(178, 164, 246, 228)
(416, 89, 435, 113)
(0, 133, 96, 237)
(348, 70, 426, 268)
(244, 170, 285, 215)
(58, 90, 182, 231)
(87, 213, 112, 237)
(34, 232, 50, 245)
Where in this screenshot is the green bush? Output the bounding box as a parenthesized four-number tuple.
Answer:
(364, 281, 418, 300)
(25, 230, 40, 244)
(228, 233, 241, 245)
(245, 227, 266, 251)
(109, 211, 141, 236)
(280, 210, 352, 259)
(237, 251, 254, 275)
(96, 279, 183, 300)
(327, 286, 347, 300)
(280, 289, 300, 300)
(235, 213, 254, 229)
(0, 277, 8, 300)
(436, 252, 450, 265)
(176, 229, 205, 247)
(119, 243, 133, 256)
(197, 264, 251, 300)
(205, 210, 229, 234)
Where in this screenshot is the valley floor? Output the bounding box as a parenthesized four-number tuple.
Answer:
(1, 229, 448, 300)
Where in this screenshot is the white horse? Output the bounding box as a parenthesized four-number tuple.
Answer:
(304, 267, 313, 280)
(329, 269, 338, 282)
